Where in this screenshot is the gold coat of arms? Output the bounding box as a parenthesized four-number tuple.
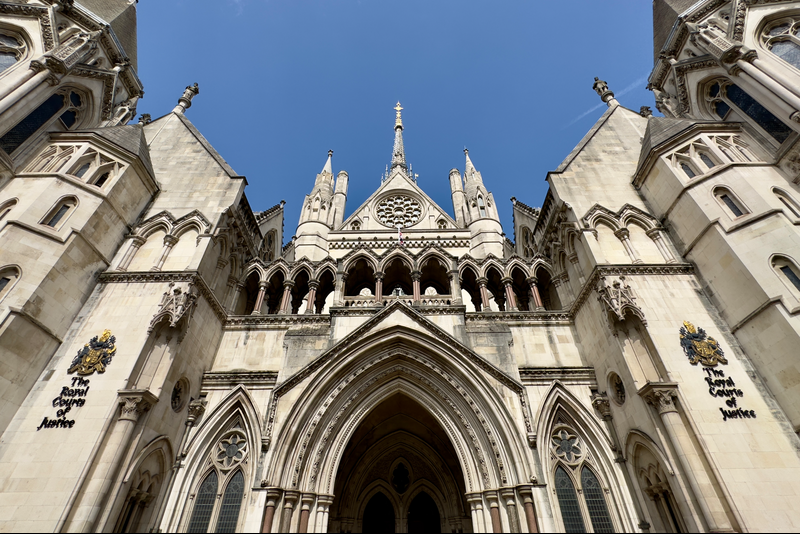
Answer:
(68, 330, 117, 376)
(679, 321, 727, 367)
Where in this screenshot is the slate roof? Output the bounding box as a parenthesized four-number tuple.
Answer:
(77, 0, 138, 69)
(652, 0, 698, 64)
(76, 124, 154, 179)
(635, 116, 723, 177)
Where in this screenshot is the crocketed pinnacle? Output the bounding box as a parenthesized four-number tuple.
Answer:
(391, 102, 408, 172)
(464, 148, 477, 180)
(323, 149, 333, 174)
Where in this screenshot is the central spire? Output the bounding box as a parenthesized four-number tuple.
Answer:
(390, 101, 408, 176)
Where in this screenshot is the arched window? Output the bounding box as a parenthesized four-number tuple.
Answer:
(706, 80, 793, 143)
(0, 31, 26, 76)
(698, 152, 716, 170)
(680, 163, 696, 178)
(713, 187, 748, 218)
(774, 188, 800, 218)
(0, 89, 86, 156)
(184, 424, 249, 533)
(68, 150, 118, 187)
(761, 17, 800, 71)
(477, 195, 487, 218)
(42, 196, 78, 229)
(709, 134, 757, 162)
(350, 220, 361, 231)
(0, 265, 20, 301)
(0, 199, 16, 222)
(437, 218, 447, 229)
(551, 425, 617, 533)
(773, 255, 800, 292)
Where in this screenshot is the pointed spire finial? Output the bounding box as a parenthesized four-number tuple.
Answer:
(394, 101, 404, 130)
(173, 83, 199, 114)
(323, 150, 333, 174)
(464, 147, 469, 156)
(593, 77, 618, 108)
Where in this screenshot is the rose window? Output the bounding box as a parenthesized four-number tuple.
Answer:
(552, 429, 582, 463)
(375, 195, 422, 228)
(215, 431, 248, 469)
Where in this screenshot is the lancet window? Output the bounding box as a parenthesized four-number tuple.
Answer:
(550, 425, 615, 533)
(761, 16, 800, 72)
(708, 134, 757, 162)
(477, 195, 487, 218)
(668, 140, 718, 179)
(0, 265, 20, 302)
(773, 255, 800, 293)
(706, 80, 793, 144)
(0, 31, 26, 75)
(42, 196, 78, 229)
(186, 424, 249, 533)
(0, 199, 16, 222)
(68, 150, 119, 188)
(0, 89, 87, 156)
(774, 188, 800, 218)
(713, 187, 748, 219)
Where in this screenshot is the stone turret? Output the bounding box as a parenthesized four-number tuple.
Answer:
(294, 151, 337, 261)
(461, 149, 504, 258)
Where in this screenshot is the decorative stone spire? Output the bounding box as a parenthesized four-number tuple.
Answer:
(593, 77, 618, 108)
(390, 102, 408, 173)
(464, 148, 478, 182)
(323, 150, 333, 174)
(173, 83, 199, 114)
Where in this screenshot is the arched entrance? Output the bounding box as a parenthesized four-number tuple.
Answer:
(329, 393, 468, 533)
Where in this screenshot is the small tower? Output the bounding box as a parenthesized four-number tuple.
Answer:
(333, 170, 349, 229)
(461, 149, 504, 258)
(449, 167, 467, 227)
(294, 151, 338, 261)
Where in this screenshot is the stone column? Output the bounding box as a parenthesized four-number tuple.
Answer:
(485, 491, 503, 533)
(640, 384, 732, 532)
(279, 491, 300, 533)
(412, 270, 422, 304)
(305, 280, 319, 314)
(298, 493, 316, 533)
(517, 486, 538, 533)
(646, 228, 676, 263)
(466, 493, 486, 533)
(315, 495, 334, 533)
(449, 270, 462, 304)
(261, 488, 283, 533)
(152, 234, 179, 271)
(227, 281, 244, 313)
(477, 277, 491, 311)
(117, 236, 146, 271)
(526, 277, 545, 311)
(80, 390, 158, 531)
(252, 281, 268, 315)
(500, 488, 521, 533)
(279, 280, 295, 314)
(374, 272, 384, 304)
(210, 257, 229, 289)
(614, 228, 642, 264)
(334, 272, 346, 306)
(502, 277, 518, 311)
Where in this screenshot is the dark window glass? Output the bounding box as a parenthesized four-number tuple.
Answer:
(713, 100, 731, 119)
(94, 172, 110, 187)
(709, 82, 720, 98)
(0, 277, 10, 293)
(582, 467, 615, 533)
(478, 196, 487, 218)
(781, 265, 800, 291)
(771, 40, 800, 69)
(778, 195, 800, 217)
(187, 471, 218, 533)
(0, 51, 16, 73)
(46, 204, 70, 227)
(555, 466, 586, 533)
(0, 94, 65, 155)
(0, 206, 12, 221)
(663, 495, 683, 533)
(681, 163, 696, 178)
(726, 84, 793, 142)
(69, 92, 82, 107)
(60, 110, 77, 129)
(215, 471, 244, 533)
(720, 194, 744, 217)
(699, 153, 715, 169)
(769, 23, 791, 36)
(0, 35, 20, 47)
(74, 163, 91, 178)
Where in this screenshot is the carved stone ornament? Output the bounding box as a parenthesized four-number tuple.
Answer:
(609, 373, 626, 405)
(148, 281, 199, 338)
(186, 398, 207, 424)
(679, 321, 727, 367)
(68, 329, 116, 376)
(117, 391, 157, 422)
(214, 428, 248, 470)
(597, 275, 645, 326)
(375, 195, 422, 228)
(551, 428, 583, 464)
(644, 388, 678, 415)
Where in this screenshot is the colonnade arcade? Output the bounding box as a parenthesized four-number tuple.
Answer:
(229, 247, 562, 316)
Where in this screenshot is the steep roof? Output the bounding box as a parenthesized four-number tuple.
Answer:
(74, 124, 154, 179)
(652, 0, 698, 64)
(637, 116, 700, 163)
(77, 0, 138, 69)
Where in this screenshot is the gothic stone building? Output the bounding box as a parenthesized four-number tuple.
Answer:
(1, 0, 800, 532)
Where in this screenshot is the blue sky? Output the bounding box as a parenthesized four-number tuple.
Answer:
(136, 1, 656, 242)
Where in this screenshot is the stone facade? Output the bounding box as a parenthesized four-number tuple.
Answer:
(1, 0, 800, 532)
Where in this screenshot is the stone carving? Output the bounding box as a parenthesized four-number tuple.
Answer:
(596, 275, 645, 325)
(375, 195, 422, 228)
(643, 388, 678, 415)
(591, 392, 613, 419)
(187, 398, 207, 424)
(551, 428, 583, 463)
(680, 321, 727, 367)
(609, 373, 626, 405)
(214, 428, 248, 470)
(118, 393, 154, 422)
(148, 281, 199, 337)
(68, 330, 116, 376)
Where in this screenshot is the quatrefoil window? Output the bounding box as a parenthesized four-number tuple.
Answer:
(552, 429, 582, 463)
(215, 430, 248, 469)
(375, 195, 422, 228)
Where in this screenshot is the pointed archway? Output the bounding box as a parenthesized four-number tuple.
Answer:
(330, 392, 467, 533)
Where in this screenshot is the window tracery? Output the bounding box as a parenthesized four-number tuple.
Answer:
(0, 30, 26, 76)
(375, 195, 422, 228)
(550, 424, 616, 533)
(761, 16, 800, 72)
(669, 141, 719, 179)
(0, 89, 87, 156)
(708, 134, 756, 162)
(68, 150, 119, 188)
(705, 80, 793, 144)
(186, 423, 249, 533)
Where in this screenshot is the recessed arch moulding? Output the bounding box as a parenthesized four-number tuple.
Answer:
(262, 321, 537, 533)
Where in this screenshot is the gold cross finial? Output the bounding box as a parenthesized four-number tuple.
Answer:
(394, 101, 404, 129)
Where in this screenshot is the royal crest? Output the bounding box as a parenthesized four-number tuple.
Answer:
(679, 321, 727, 367)
(68, 330, 117, 376)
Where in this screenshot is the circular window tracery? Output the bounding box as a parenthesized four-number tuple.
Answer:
(551, 428, 583, 464)
(375, 195, 422, 228)
(214, 429, 248, 470)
